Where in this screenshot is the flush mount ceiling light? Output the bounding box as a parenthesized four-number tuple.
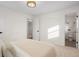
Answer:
(27, 1, 36, 8)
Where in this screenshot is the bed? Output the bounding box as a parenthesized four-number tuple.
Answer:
(0, 39, 79, 57)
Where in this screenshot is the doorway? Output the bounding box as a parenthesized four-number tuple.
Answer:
(27, 19, 33, 39)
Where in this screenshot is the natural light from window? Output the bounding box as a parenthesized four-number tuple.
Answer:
(48, 25, 59, 39)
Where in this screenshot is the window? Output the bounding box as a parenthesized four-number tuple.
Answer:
(48, 25, 59, 39)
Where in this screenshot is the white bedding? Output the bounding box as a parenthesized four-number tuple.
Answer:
(0, 40, 31, 57)
(0, 40, 3, 57)
(11, 44, 31, 57)
(0, 39, 79, 57)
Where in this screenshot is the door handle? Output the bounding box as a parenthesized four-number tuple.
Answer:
(76, 41, 78, 44)
(0, 32, 2, 34)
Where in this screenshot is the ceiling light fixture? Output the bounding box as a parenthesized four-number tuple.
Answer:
(27, 1, 36, 8)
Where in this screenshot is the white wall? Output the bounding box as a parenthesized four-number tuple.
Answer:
(33, 5, 79, 46)
(34, 11, 65, 46)
(0, 6, 32, 41)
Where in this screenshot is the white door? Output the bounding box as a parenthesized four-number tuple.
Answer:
(33, 17, 40, 41)
(0, 18, 4, 39)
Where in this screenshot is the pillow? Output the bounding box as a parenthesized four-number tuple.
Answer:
(12, 44, 31, 57)
(2, 40, 16, 57)
(2, 40, 31, 57)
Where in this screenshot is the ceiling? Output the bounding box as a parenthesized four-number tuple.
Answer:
(0, 1, 79, 16)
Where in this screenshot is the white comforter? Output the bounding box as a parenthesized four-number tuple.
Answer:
(0, 39, 79, 57)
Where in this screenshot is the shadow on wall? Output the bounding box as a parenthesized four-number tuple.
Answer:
(48, 25, 59, 39)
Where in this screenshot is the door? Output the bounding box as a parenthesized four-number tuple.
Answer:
(76, 15, 79, 48)
(65, 13, 78, 48)
(33, 17, 40, 41)
(0, 18, 4, 39)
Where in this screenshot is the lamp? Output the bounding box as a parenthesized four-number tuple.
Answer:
(27, 1, 36, 8)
